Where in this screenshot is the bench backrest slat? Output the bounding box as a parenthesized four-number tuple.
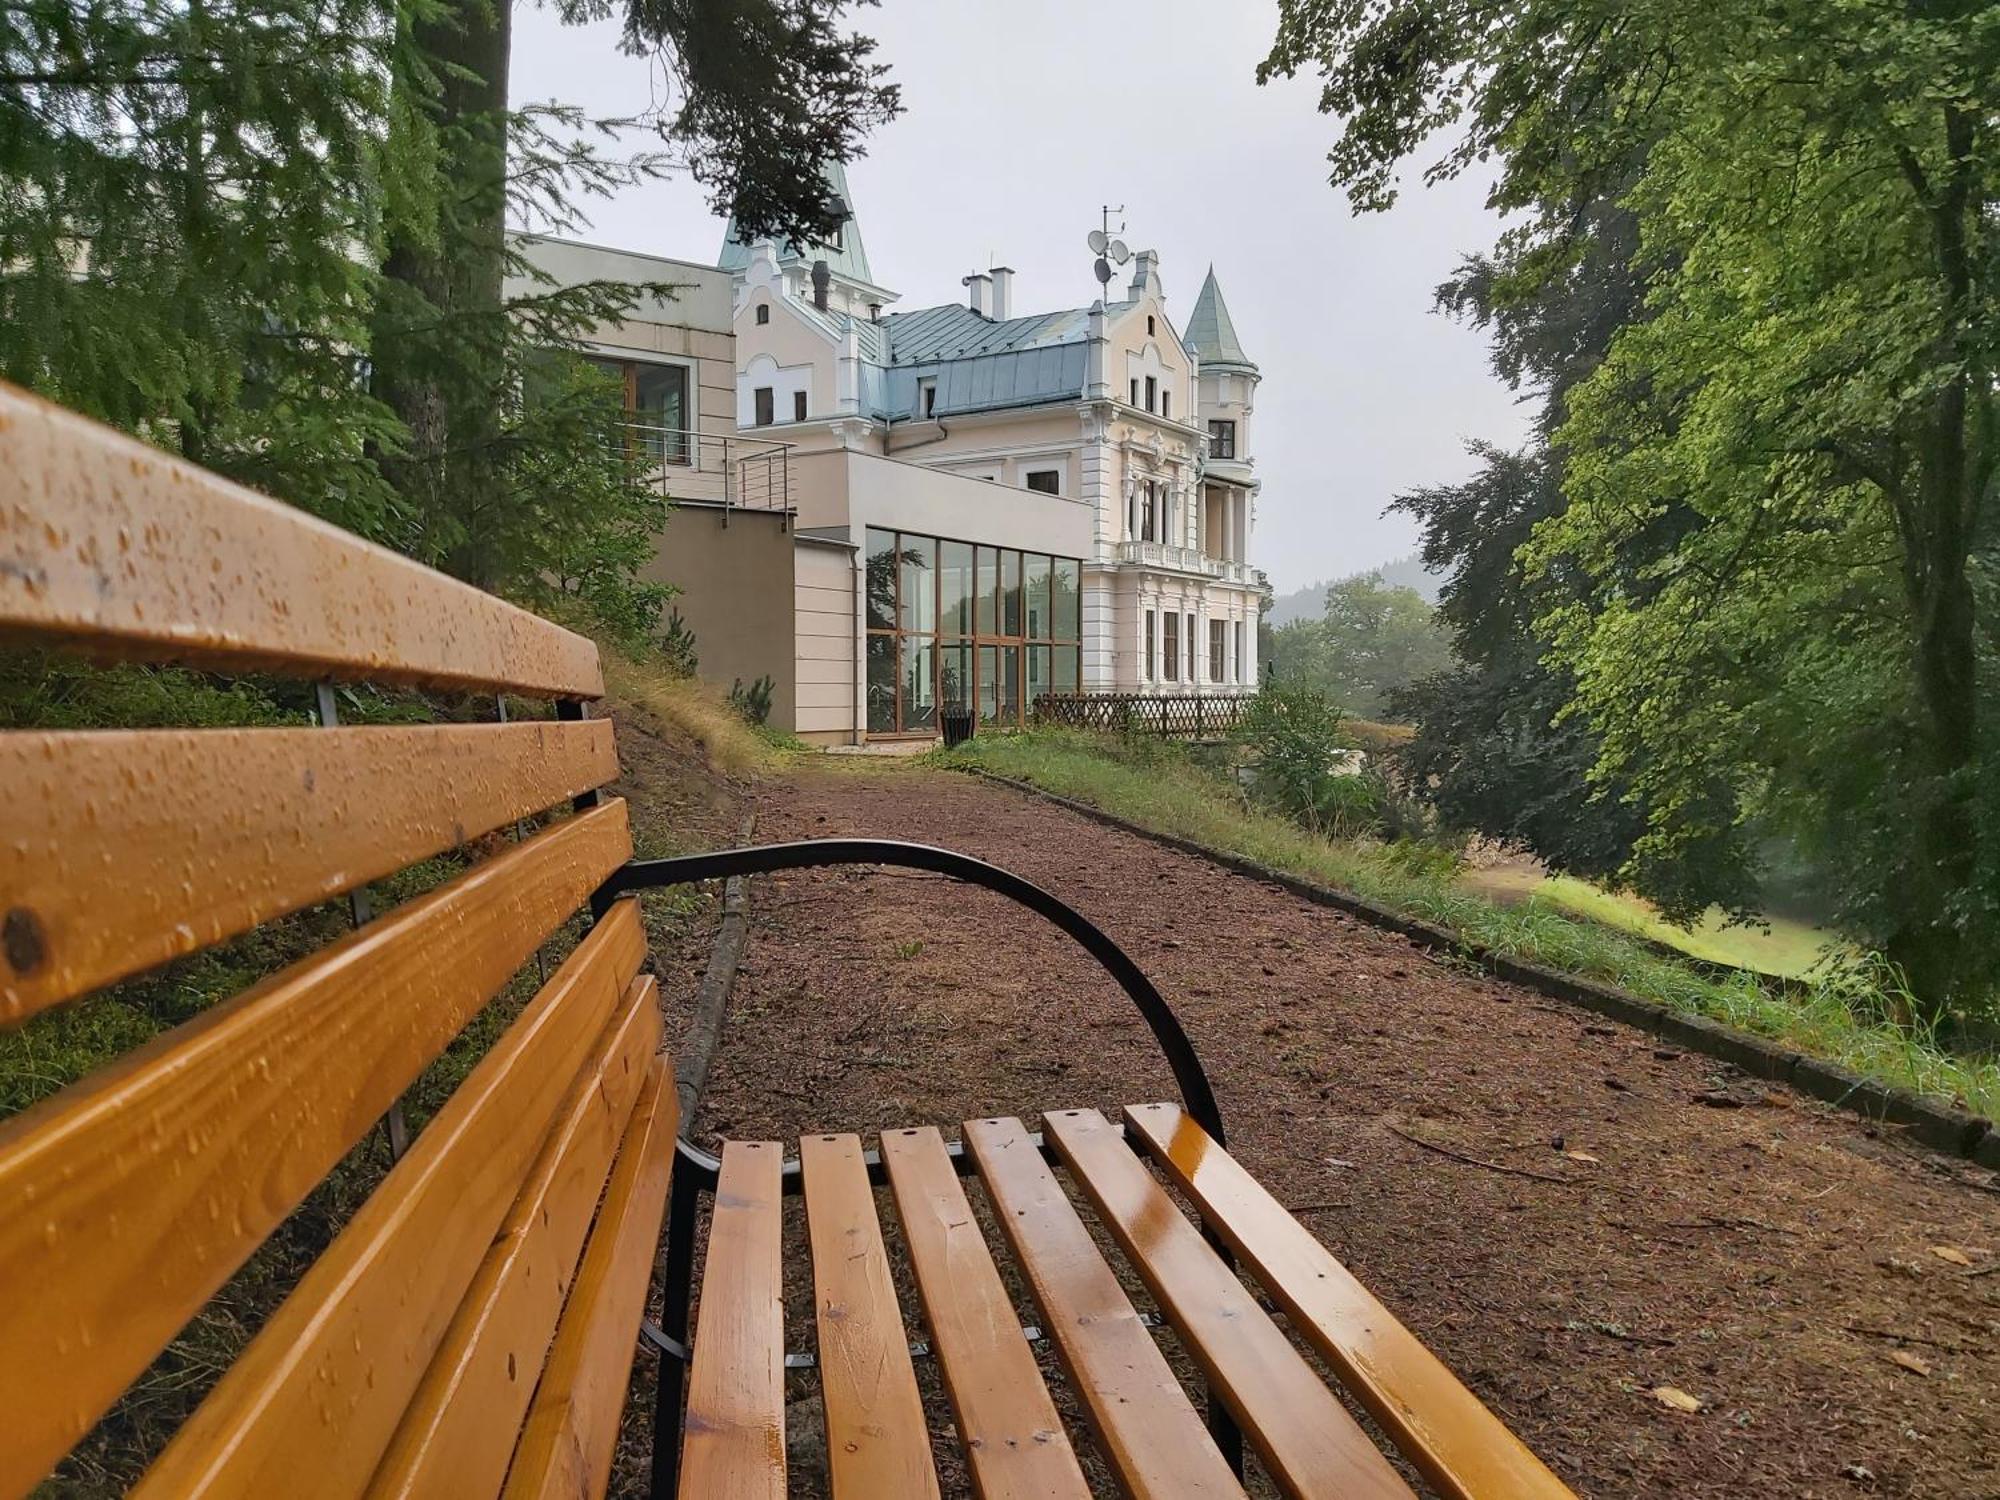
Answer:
(131, 901, 648, 1498)
(369, 974, 662, 1500)
(2, 720, 619, 1024)
(503, 1053, 679, 1500)
(0, 382, 603, 698)
(0, 799, 633, 1496)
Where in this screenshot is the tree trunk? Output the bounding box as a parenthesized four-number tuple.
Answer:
(372, 0, 512, 588)
(1885, 101, 1982, 1017)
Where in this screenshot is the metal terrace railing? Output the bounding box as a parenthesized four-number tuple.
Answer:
(1034, 691, 1255, 740)
(607, 420, 795, 523)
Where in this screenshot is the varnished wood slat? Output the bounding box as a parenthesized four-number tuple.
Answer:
(1124, 1104, 1576, 1500)
(1044, 1110, 1414, 1500)
(1, 720, 619, 1024)
(504, 1055, 680, 1500)
(133, 899, 646, 1497)
(0, 798, 632, 1498)
(880, 1125, 1090, 1500)
(672, 1139, 786, 1500)
(800, 1133, 941, 1500)
(370, 974, 661, 1500)
(0, 380, 603, 697)
(963, 1116, 1244, 1500)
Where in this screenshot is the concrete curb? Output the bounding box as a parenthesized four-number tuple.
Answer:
(966, 769, 1996, 1166)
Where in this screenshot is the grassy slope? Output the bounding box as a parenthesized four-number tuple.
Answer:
(1463, 865, 1844, 979)
(937, 729, 1999, 1121)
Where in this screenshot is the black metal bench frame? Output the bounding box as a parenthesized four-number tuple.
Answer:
(594, 838, 1236, 1498)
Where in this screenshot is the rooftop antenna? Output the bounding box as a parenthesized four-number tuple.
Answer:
(1088, 204, 1130, 293)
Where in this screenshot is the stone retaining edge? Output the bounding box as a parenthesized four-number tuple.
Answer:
(966, 768, 1997, 1168)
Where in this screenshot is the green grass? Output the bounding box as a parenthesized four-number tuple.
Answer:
(936, 728, 2000, 1120)
(1463, 866, 1847, 979)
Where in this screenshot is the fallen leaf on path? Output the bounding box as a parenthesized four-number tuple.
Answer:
(1929, 1245, 1973, 1266)
(1564, 1151, 1600, 1164)
(1650, 1386, 1703, 1413)
(1325, 1157, 1357, 1170)
(1841, 1462, 1875, 1482)
(1886, 1350, 1931, 1376)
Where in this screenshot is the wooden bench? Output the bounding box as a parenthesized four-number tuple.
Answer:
(1, 381, 1576, 1498)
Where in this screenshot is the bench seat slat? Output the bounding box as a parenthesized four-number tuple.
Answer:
(0, 380, 603, 698)
(674, 1140, 787, 1500)
(800, 1132, 940, 1500)
(0, 798, 632, 1498)
(1044, 1109, 1415, 1500)
(880, 1125, 1091, 1500)
(505, 1053, 680, 1500)
(1123, 1104, 1576, 1500)
(963, 1115, 1245, 1500)
(1, 720, 619, 1024)
(367, 971, 662, 1500)
(130, 898, 647, 1497)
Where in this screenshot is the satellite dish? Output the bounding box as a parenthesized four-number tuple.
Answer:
(1094, 256, 1112, 286)
(1108, 239, 1131, 265)
(1087, 229, 1108, 255)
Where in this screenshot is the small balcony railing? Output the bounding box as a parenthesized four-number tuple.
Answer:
(607, 420, 795, 521)
(1115, 540, 1255, 583)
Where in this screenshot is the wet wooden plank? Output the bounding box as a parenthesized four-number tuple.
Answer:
(963, 1115, 1244, 1500)
(800, 1132, 940, 1500)
(132, 899, 646, 1497)
(0, 379, 603, 697)
(0, 800, 631, 1498)
(880, 1125, 1089, 1500)
(1124, 1104, 1575, 1500)
(674, 1140, 786, 1500)
(1044, 1109, 1414, 1500)
(368, 972, 662, 1500)
(1, 719, 619, 1024)
(504, 1055, 680, 1500)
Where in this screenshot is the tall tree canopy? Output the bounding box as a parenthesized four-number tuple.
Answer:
(1267, 0, 1998, 1014)
(1269, 571, 1451, 718)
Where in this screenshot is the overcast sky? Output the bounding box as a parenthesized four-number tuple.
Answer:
(512, 0, 1530, 593)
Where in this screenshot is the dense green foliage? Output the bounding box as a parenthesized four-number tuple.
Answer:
(1237, 684, 1379, 836)
(1267, 571, 1451, 716)
(1267, 0, 1999, 1020)
(2, 0, 896, 652)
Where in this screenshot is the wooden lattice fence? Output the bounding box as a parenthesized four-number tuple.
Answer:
(1032, 692, 1254, 740)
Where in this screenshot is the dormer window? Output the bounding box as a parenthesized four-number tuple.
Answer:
(828, 224, 844, 251)
(918, 377, 938, 419)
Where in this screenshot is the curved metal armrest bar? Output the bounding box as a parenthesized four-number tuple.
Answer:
(597, 838, 1225, 1146)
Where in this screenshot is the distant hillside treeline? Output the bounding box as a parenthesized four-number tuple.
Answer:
(1266, 553, 1443, 627)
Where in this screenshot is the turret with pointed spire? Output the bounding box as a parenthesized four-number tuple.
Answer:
(1184, 265, 1255, 373)
(718, 161, 898, 318)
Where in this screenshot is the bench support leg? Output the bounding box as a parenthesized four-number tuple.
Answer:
(649, 1149, 705, 1500)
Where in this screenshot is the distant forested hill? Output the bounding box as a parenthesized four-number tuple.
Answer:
(1267, 553, 1444, 626)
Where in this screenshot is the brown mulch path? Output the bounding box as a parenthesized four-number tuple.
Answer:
(658, 761, 2000, 1500)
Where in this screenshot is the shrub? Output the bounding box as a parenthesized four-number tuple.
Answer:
(728, 674, 775, 725)
(1238, 686, 1375, 836)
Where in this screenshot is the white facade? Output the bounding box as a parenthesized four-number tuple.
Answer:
(724, 193, 1267, 728)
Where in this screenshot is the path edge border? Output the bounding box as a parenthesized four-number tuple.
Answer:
(964, 767, 1997, 1169)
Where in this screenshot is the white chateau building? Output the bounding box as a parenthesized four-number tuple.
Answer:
(519, 168, 1266, 744)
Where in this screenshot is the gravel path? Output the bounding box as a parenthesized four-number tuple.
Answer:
(666, 761, 2000, 1499)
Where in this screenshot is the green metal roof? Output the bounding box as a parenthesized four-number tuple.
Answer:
(1184, 266, 1254, 370)
(717, 161, 877, 288)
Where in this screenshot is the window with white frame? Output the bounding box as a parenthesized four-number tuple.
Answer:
(1024, 468, 1061, 495)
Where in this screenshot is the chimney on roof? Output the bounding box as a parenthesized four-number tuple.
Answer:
(962, 270, 992, 318)
(1129, 249, 1160, 302)
(811, 259, 831, 312)
(990, 265, 1014, 320)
